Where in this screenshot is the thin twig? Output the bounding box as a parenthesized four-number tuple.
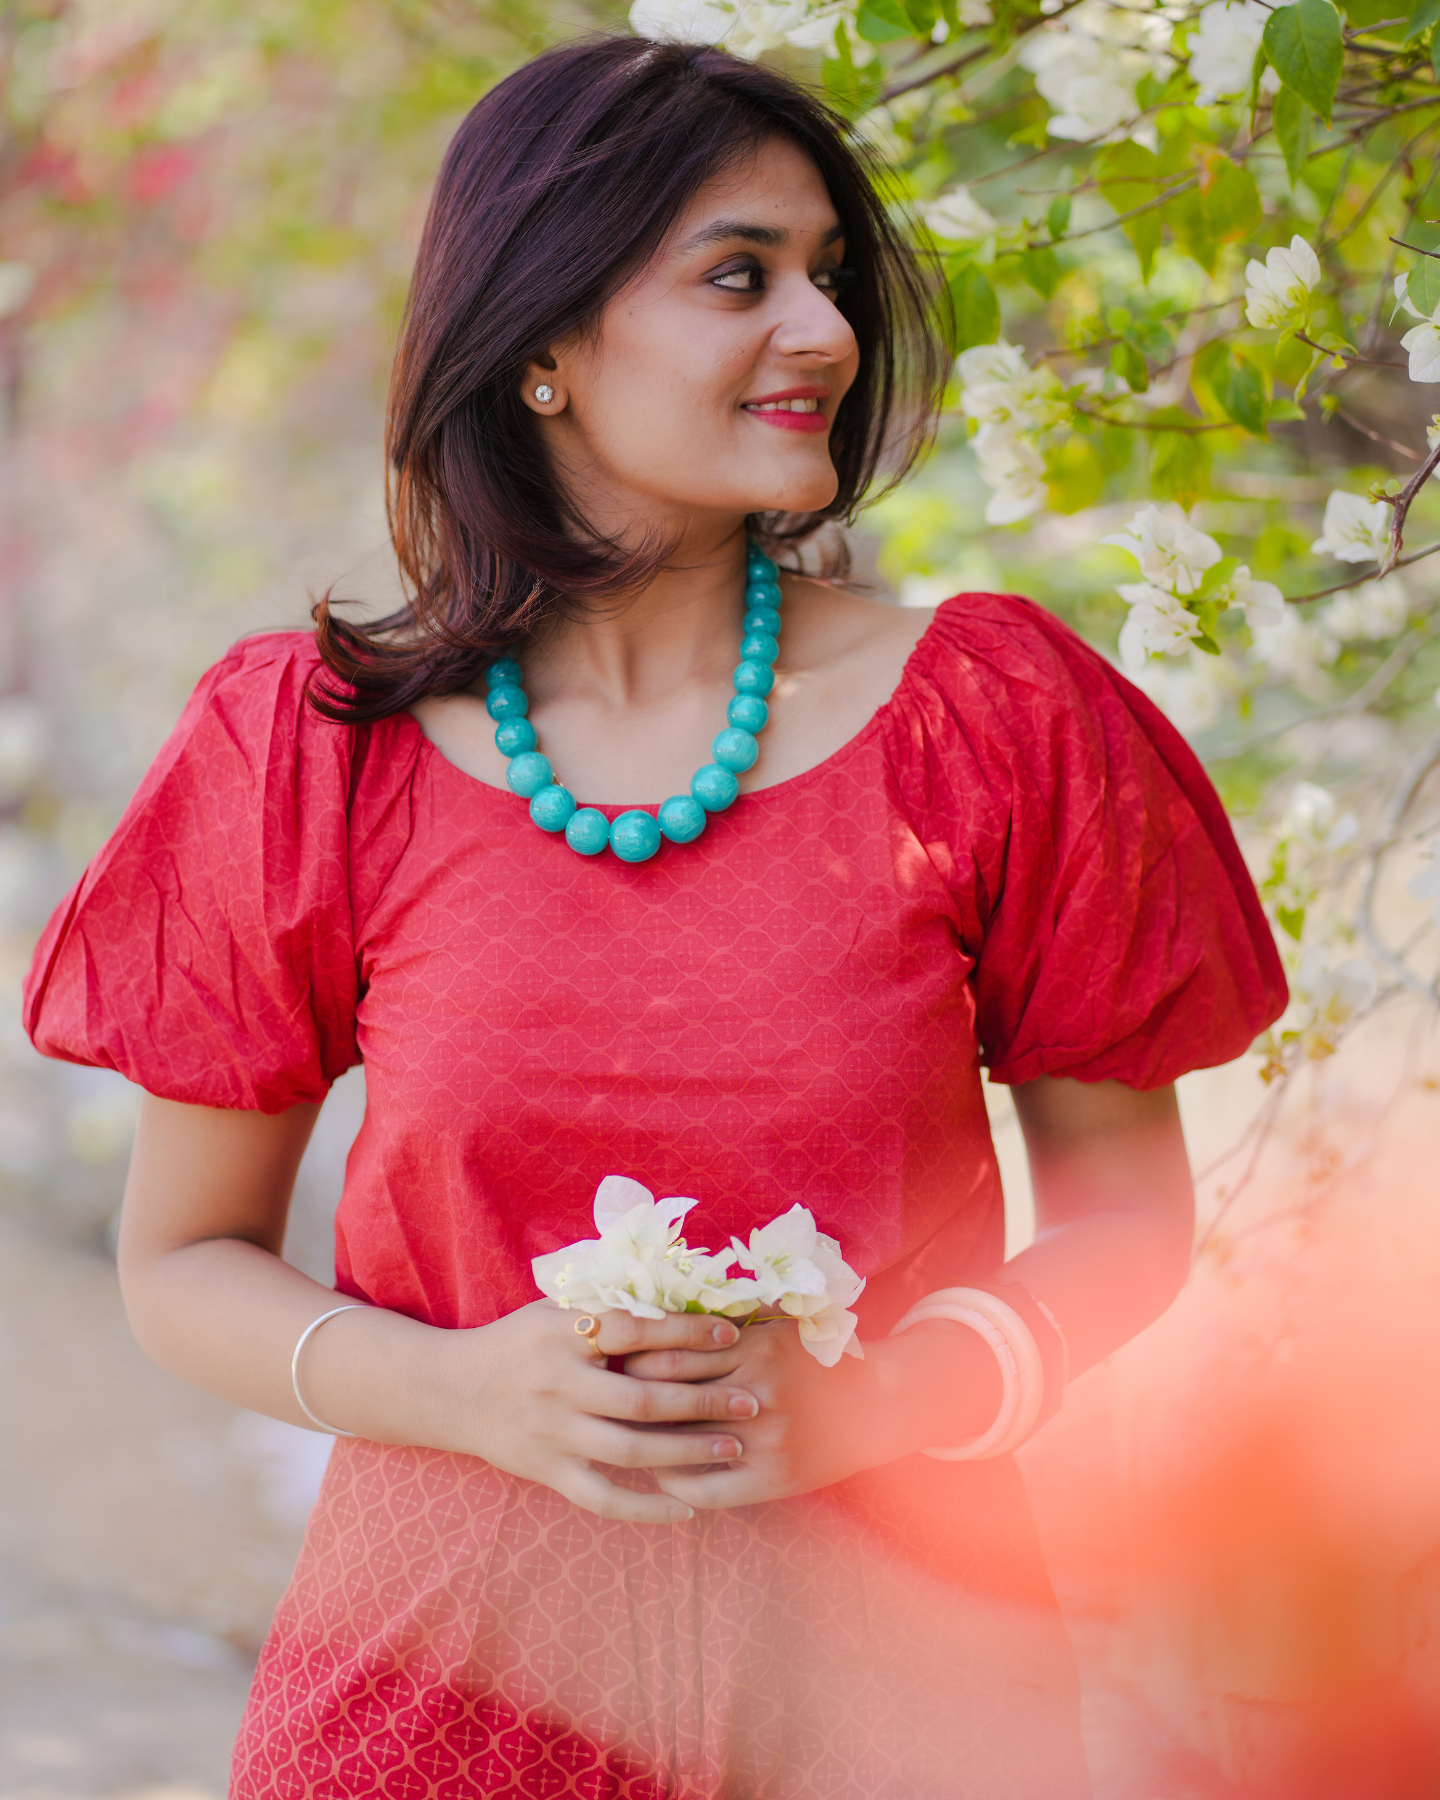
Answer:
(1283, 538, 1440, 604)
(1295, 330, 1406, 371)
(1331, 406, 1423, 460)
(1380, 436, 1440, 571)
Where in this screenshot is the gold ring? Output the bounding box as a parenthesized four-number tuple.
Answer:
(573, 1315, 604, 1355)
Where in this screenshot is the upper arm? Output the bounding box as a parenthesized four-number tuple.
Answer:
(117, 1093, 321, 1287)
(1010, 1075, 1193, 1235)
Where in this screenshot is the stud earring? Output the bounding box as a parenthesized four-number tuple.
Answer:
(534, 384, 554, 404)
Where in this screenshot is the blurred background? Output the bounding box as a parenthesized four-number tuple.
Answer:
(3, 4, 1440, 1799)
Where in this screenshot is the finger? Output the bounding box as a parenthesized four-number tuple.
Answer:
(588, 1312, 741, 1358)
(622, 1346, 745, 1383)
(578, 1418, 746, 1471)
(577, 1366, 761, 1424)
(656, 1465, 771, 1510)
(560, 1464, 697, 1526)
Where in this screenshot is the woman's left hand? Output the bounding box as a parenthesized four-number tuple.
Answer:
(622, 1314, 1003, 1509)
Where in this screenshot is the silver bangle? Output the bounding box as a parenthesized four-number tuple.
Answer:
(890, 1286, 1045, 1460)
(290, 1303, 368, 1437)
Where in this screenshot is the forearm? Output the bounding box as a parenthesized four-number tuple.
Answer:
(120, 1233, 447, 1442)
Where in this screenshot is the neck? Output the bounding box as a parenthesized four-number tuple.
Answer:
(525, 520, 755, 708)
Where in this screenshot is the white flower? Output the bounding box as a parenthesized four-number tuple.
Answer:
(630, 0, 835, 57)
(919, 185, 997, 244)
(1243, 235, 1321, 330)
(1282, 781, 1358, 850)
(1249, 608, 1338, 695)
(981, 431, 1049, 525)
(1318, 577, 1409, 642)
(1226, 567, 1285, 632)
(1188, 0, 1267, 103)
(1409, 832, 1440, 927)
(532, 1175, 711, 1319)
(1311, 489, 1390, 564)
(729, 1205, 866, 1366)
(956, 343, 1065, 526)
(1401, 320, 1440, 384)
(1293, 946, 1377, 1026)
(1103, 505, 1222, 596)
(1117, 584, 1203, 669)
(630, 0, 737, 42)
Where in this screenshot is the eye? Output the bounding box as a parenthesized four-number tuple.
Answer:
(711, 260, 765, 292)
(813, 264, 856, 295)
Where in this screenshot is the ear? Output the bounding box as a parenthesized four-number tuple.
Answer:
(521, 351, 564, 416)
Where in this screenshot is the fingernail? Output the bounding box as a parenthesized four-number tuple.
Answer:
(711, 1437, 742, 1459)
(712, 1321, 739, 1346)
(669, 1504, 695, 1523)
(727, 1393, 760, 1418)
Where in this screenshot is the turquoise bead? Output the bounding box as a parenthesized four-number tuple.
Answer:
(746, 580, 782, 608)
(727, 694, 768, 733)
(692, 763, 739, 811)
(506, 750, 552, 796)
(610, 809, 662, 863)
(747, 554, 777, 581)
(485, 659, 522, 689)
(486, 684, 529, 722)
(733, 659, 775, 698)
(658, 794, 707, 843)
(712, 727, 758, 773)
(529, 785, 576, 832)
(565, 808, 610, 855)
(744, 606, 782, 637)
(494, 718, 536, 757)
(740, 632, 779, 666)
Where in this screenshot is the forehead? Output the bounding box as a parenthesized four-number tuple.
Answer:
(668, 136, 842, 251)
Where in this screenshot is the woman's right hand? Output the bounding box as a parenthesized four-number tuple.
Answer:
(420, 1301, 761, 1524)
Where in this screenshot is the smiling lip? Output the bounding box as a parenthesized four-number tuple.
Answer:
(742, 387, 831, 435)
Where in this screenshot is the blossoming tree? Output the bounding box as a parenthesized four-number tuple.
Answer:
(633, 0, 1440, 1097)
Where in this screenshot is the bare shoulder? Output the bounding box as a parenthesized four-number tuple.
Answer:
(778, 575, 935, 676)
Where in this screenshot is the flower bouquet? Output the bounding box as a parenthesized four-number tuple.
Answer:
(532, 1176, 865, 1366)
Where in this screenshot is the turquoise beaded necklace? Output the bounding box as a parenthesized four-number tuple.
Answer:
(482, 543, 783, 865)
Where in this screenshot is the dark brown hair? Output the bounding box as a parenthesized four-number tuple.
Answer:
(311, 34, 947, 722)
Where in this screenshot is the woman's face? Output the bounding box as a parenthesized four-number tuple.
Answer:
(524, 136, 861, 542)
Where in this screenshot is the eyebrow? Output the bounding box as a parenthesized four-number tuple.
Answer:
(679, 219, 845, 255)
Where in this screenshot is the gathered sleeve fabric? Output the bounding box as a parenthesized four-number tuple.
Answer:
(22, 632, 399, 1113)
(885, 593, 1287, 1090)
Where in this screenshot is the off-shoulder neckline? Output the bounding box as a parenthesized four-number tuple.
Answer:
(397, 598, 959, 817)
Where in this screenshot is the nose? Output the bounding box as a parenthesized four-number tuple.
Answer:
(769, 271, 859, 367)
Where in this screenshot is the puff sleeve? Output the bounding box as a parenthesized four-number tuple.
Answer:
(887, 594, 1287, 1090)
(23, 633, 364, 1112)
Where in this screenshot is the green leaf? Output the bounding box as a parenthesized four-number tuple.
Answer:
(1095, 141, 1164, 281)
(1046, 194, 1072, 241)
(904, 0, 939, 30)
(1407, 256, 1440, 319)
(1151, 423, 1212, 507)
(1263, 0, 1344, 126)
(856, 0, 915, 41)
(937, 0, 961, 33)
(1248, 40, 1270, 126)
(1272, 85, 1313, 188)
(1277, 904, 1306, 940)
(1044, 434, 1105, 514)
(946, 260, 1000, 351)
(1111, 340, 1149, 392)
(1216, 357, 1267, 435)
(1404, 0, 1440, 42)
(1267, 397, 1307, 422)
(1018, 246, 1062, 298)
(1167, 152, 1261, 274)
(1198, 555, 1242, 599)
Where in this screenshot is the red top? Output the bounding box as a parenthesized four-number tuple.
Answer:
(22, 595, 1286, 1800)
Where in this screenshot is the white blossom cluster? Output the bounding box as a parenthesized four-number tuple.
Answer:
(1018, 0, 1174, 145)
(955, 342, 1068, 525)
(1187, 0, 1284, 104)
(1392, 274, 1440, 384)
(532, 1175, 867, 1366)
(1103, 504, 1283, 670)
(1244, 236, 1322, 332)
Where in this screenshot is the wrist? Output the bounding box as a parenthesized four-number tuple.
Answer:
(871, 1318, 1006, 1460)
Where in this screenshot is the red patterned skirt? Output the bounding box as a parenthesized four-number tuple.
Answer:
(231, 1439, 1089, 1800)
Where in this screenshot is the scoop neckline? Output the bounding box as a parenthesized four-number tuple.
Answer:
(402, 600, 950, 818)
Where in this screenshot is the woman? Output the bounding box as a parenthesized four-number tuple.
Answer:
(24, 35, 1285, 1800)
